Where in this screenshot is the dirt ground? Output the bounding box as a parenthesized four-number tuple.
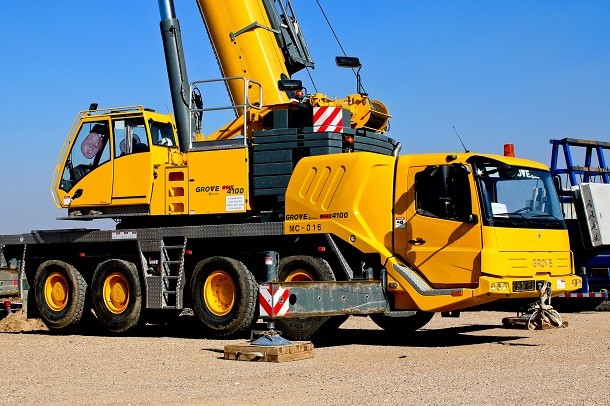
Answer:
(0, 309, 608, 405)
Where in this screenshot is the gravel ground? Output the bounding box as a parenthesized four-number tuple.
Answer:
(0, 310, 608, 405)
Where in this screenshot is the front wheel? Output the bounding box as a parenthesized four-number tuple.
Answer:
(190, 257, 257, 337)
(276, 255, 337, 340)
(33, 260, 87, 329)
(90, 259, 142, 333)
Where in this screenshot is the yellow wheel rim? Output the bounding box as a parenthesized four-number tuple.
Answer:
(285, 269, 315, 282)
(203, 270, 235, 316)
(103, 272, 130, 314)
(44, 272, 69, 312)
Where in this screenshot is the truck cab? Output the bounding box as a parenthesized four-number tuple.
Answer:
(285, 151, 581, 313)
(52, 107, 182, 217)
(395, 153, 579, 310)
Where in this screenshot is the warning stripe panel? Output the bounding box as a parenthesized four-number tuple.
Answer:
(558, 292, 608, 298)
(258, 284, 291, 317)
(313, 106, 343, 133)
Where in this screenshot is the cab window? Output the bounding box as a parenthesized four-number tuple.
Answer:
(415, 164, 472, 221)
(60, 121, 111, 192)
(149, 120, 176, 147)
(113, 117, 149, 157)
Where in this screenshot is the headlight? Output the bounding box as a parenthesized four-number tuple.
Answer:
(491, 282, 509, 292)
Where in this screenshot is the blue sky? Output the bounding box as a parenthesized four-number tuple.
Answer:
(1, 1, 609, 234)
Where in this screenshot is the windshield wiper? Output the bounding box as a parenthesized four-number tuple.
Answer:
(492, 212, 533, 227)
(501, 212, 526, 219)
(531, 213, 562, 221)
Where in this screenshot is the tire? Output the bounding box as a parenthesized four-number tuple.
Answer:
(276, 255, 337, 340)
(370, 311, 434, 334)
(90, 259, 142, 333)
(33, 260, 87, 329)
(190, 257, 257, 337)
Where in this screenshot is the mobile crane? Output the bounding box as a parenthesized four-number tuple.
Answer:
(0, 0, 580, 339)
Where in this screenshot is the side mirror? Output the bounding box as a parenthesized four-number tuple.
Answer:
(335, 56, 361, 68)
(553, 175, 562, 193)
(278, 79, 303, 91)
(464, 214, 478, 224)
(335, 56, 365, 95)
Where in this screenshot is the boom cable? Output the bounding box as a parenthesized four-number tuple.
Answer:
(315, 0, 348, 57)
(314, 0, 366, 94)
(305, 68, 319, 93)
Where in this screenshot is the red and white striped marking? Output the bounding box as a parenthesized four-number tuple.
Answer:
(313, 106, 344, 133)
(558, 292, 608, 298)
(259, 283, 290, 318)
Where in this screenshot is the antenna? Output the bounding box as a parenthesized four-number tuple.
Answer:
(452, 126, 470, 153)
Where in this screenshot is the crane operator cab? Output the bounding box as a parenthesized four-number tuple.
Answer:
(53, 106, 181, 218)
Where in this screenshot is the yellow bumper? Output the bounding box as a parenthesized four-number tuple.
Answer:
(474, 274, 582, 298)
(390, 273, 582, 312)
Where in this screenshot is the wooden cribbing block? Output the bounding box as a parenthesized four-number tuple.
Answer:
(224, 341, 314, 362)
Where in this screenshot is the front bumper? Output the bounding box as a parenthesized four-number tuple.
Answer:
(389, 272, 582, 312)
(474, 274, 582, 298)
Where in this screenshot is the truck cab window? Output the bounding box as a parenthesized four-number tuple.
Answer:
(113, 117, 150, 157)
(472, 159, 565, 229)
(415, 164, 472, 221)
(59, 121, 111, 191)
(149, 120, 176, 147)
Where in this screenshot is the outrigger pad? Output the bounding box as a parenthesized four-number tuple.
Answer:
(224, 341, 314, 362)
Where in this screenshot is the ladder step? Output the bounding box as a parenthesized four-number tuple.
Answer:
(162, 306, 177, 310)
(570, 164, 609, 170)
(164, 290, 176, 295)
(163, 260, 182, 264)
(162, 276, 179, 280)
(163, 245, 185, 249)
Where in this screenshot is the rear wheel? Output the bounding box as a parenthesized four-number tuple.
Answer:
(190, 257, 257, 337)
(276, 255, 342, 340)
(370, 311, 434, 334)
(33, 260, 87, 329)
(91, 259, 142, 333)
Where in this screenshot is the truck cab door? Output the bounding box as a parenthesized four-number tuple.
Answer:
(56, 120, 113, 208)
(402, 163, 483, 288)
(111, 117, 153, 206)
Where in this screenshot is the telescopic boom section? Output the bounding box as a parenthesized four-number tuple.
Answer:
(195, 0, 314, 108)
(158, 0, 192, 152)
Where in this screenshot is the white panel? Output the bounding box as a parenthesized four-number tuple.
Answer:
(579, 183, 610, 247)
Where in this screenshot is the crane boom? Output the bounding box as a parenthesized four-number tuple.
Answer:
(194, 0, 390, 141)
(195, 0, 313, 109)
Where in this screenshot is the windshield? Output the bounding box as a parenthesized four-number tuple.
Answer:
(473, 160, 565, 229)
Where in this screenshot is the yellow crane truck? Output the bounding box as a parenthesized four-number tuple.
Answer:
(0, 0, 580, 339)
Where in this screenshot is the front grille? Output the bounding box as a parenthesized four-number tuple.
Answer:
(513, 280, 547, 292)
(513, 280, 536, 292)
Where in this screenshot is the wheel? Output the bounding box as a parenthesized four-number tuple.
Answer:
(190, 257, 257, 337)
(276, 255, 339, 340)
(33, 260, 87, 329)
(370, 311, 434, 334)
(90, 259, 142, 333)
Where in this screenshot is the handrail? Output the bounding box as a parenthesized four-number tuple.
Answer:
(189, 77, 263, 145)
